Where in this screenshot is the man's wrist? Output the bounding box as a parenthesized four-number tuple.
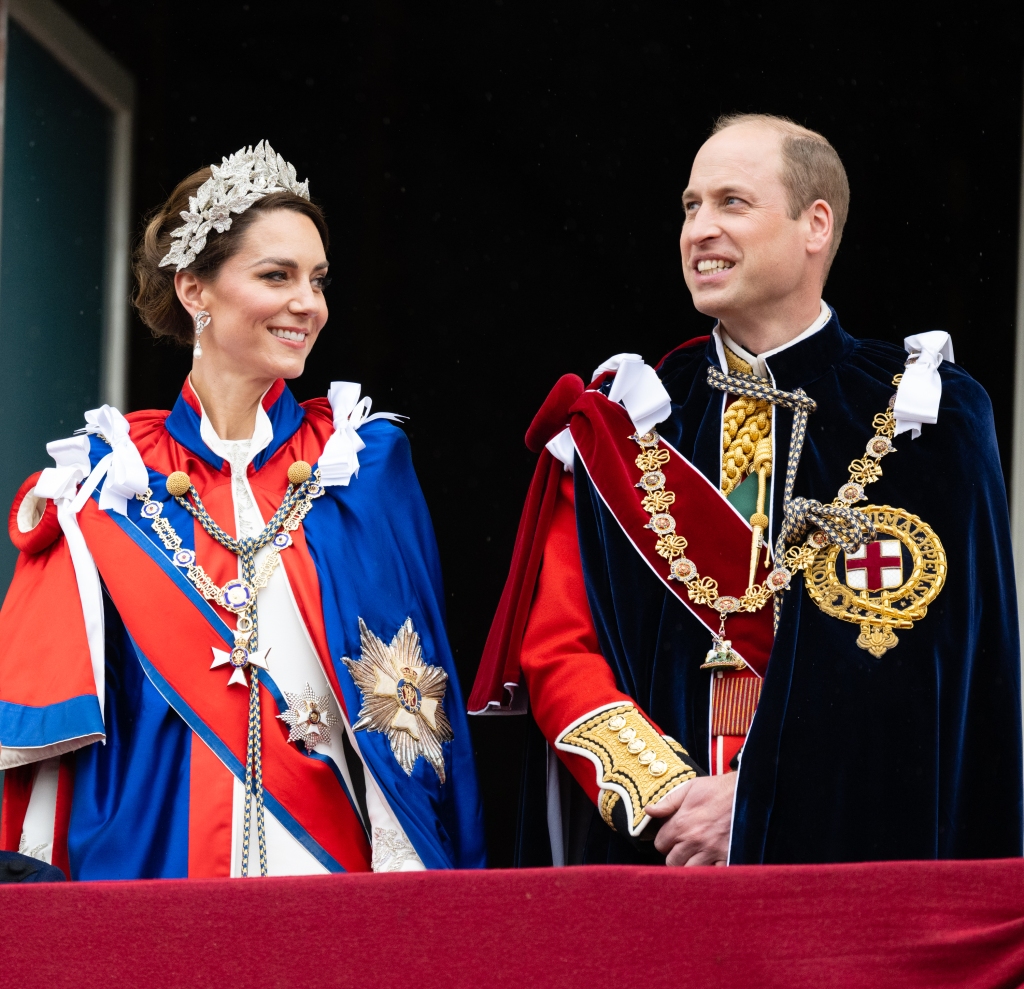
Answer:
(557, 702, 703, 836)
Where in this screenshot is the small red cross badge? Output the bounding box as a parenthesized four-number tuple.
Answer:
(844, 538, 903, 591)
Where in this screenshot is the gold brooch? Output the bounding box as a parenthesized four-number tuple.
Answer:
(343, 618, 453, 782)
(801, 505, 946, 657)
(786, 373, 946, 657)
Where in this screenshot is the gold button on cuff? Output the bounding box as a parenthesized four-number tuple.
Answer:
(559, 702, 698, 832)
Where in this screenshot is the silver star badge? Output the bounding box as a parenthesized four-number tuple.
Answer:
(277, 683, 339, 751)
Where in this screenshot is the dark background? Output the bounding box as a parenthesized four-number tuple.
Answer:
(56, 0, 1024, 866)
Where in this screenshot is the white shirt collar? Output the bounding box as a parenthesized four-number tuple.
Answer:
(188, 376, 274, 469)
(715, 299, 831, 379)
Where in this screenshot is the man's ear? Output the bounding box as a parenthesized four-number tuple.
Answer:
(805, 199, 834, 258)
(174, 270, 205, 318)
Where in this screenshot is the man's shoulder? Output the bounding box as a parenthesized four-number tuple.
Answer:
(850, 337, 991, 417)
(655, 336, 711, 389)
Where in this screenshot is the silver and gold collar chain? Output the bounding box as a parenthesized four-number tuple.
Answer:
(134, 459, 324, 876)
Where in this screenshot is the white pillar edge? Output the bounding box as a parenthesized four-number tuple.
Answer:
(100, 108, 132, 410)
(1011, 62, 1024, 732)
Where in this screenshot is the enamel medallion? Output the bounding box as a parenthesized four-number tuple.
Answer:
(802, 505, 947, 657)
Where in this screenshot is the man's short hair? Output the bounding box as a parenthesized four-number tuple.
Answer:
(712, 113, 850, 278)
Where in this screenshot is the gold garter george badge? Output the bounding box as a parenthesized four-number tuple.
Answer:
(343, 618, 453, 782)
(799, 505, 946, 657)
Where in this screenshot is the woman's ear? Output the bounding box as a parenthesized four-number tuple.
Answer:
(174, 270, 205, 318)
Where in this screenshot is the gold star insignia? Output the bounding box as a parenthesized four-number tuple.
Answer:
(343, 618, 453, 782)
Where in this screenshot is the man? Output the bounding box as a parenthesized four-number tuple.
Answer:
(469, 113, 1023, 866)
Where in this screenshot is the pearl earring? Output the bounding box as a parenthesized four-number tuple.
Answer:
(193, 310, 211, 359)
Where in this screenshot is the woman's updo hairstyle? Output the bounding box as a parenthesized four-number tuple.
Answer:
(133, 166, 329, 347)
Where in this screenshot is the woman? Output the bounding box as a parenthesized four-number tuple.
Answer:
(0, 142, 485, 879)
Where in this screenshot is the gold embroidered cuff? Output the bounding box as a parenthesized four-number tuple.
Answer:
(557, 703, 698, 835)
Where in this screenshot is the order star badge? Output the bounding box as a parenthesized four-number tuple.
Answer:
(343, 617, 453, 782)
(277, 683, 339, 751)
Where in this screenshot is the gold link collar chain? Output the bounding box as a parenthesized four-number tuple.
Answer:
(631, 374, 903, 669)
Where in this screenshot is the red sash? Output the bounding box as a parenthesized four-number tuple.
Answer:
(469, 373, 775, 713)
(78, 500, 372, 872)
(570, 388, 774, 676)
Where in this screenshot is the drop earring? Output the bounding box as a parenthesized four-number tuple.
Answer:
(193, 310, 210, 359)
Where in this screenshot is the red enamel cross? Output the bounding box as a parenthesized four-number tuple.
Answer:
(845, 540, 902, 591)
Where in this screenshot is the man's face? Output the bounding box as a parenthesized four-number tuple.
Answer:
(680, 123, 811, 322)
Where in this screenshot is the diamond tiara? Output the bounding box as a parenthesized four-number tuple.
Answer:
(159, 140, 310, 272)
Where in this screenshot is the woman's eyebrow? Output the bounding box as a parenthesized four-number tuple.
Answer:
(249, 257, 329, 271)
(250, 256, 298, 268)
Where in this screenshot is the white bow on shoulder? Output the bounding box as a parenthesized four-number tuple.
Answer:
(319, 382, 406, 487)
(592, 353, 673, 435)
(546, 353, 673, 473)
(34, 435, 93, 506)
(28, 406, 149, 725)
(78, 405, 150, 514)
(893, 331, 954, 440)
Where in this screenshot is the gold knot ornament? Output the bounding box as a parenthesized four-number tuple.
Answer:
(287, 460, 312, 485)
(166, 471, 191, 497)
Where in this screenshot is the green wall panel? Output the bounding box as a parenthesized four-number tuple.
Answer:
(0, 20, 111, 592)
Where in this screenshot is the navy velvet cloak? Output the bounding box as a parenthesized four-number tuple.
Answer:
(567, 311, 1022, 864)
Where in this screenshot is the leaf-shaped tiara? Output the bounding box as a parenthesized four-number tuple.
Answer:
(158, 140, 310, 272)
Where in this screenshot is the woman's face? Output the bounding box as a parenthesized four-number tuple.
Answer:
(179, 209, 329, 382)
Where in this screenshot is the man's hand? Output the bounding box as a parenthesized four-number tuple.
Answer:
(644, 772, 737, 866)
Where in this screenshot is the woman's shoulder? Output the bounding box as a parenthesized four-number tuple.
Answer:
(117, 408, 172, 466)
(124, 407, 171, 439)
(355, 418, 413, 475)
(300, 396, 333, 424)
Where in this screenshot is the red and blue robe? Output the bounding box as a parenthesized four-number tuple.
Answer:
(0, 379, 486, 878)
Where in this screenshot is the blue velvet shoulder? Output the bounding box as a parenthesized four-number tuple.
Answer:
(303, 419, 486, 869)
(848, 338, 1002, 479)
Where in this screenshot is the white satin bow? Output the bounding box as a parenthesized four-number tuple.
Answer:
(34, 436, 92, 504)
(319, 381, 406, 486)
(592, 353, 673, 435)
(31, 432, 109, 721)
(546, 353, 673, 473)
(893, 331, 954, 440)
(546, 429, 576, 473)
(78, 405, 150, 514)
